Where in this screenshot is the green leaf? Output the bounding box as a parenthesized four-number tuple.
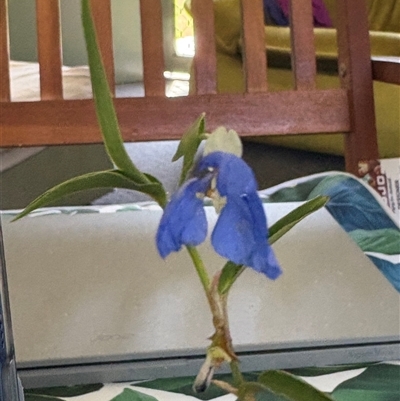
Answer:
(266, 177, 325, 203)
(253, 391, 291, 401)
(237, 381, 270, 400)
(286, 363, 374, 377)
(24, 396, 63, 401)
(111, 388, 158, 401)
(142, 172, 168, 207)
(307, 175, 348, 200)
(332, 364, 400, 401)
(81, 0, 148, 183)
(349, 229, 400, 255)
(26, 383, 103, 397)
(218, 261, 245, 295)
(172, 113, 206, 185)
(236, 381, 294, 400)
(13, 169, 166, 221)
(258, 370, 334, 401)
(268, 196, 329, 244)
(217, 196, 329, 295)
(332, 390, 398, 401)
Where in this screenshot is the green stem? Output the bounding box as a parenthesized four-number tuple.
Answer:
(186, 245, 211, 294)
(230, 360, 244, 387)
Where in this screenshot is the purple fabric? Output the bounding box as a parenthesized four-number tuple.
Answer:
(274, 0, 333, 27)
(263, 0, 288, 25)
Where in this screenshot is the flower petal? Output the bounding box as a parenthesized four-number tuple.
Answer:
(244, 192, 282, 279)
(211, 191, 282, 279)
(251, 242, 282, 279)
(198, 152, 258, 196)
(211, 197, 256, 264)
(156, 178, 209, 258)
(156, 150, 282, 280)
(244, 191, 268, 243)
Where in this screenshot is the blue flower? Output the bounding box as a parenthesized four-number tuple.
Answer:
(156, 152, 282, 279)
(156, 177, 210, 258)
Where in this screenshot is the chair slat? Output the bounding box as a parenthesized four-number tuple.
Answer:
(140, 0, 165, 97)
(336, 0, 378, 173)
(241, 0, 267, 93)
(372, 57, 400, 85)
(90, 0, 115, 95)
(36, 0, 63, 100)
(0, 0, 10, 102)
(191, 0, 217, 95)
(289, 0, 317, 90)
(0, 90, 350, 146)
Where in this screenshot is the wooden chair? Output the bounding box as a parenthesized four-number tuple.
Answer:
(1, 0, 399, 175)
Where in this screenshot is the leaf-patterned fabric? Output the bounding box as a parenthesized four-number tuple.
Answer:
(24, 363, 399, 400)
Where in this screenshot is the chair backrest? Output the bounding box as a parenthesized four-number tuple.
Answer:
(0, 0, 379, 175)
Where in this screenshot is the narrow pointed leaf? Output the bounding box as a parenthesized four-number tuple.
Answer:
(218, 262, 245, 295)
(258, 370, 334, 401)
(143, 172, 168, 207)
(172, 113, 206, 185)
(268, 196, 329, 244)
(13, 170, 166, 221)
(218, 196, 329, 295)
(81, 0, 148, 183)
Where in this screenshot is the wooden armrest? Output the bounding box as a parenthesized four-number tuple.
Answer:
(372, 57, 400, 85)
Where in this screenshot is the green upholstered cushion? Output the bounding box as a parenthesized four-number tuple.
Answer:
(213, 0, 242, 54)
(261, 26, 400, 59)
(324, 0, 400, 32)
(186, 0, 242, 55)
(366, 0, 400, 32)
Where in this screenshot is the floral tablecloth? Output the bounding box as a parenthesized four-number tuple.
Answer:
(262, 172, 400, 292)
(14, 172, 399, 292)
(19, 172, 400, 400)
(24, 363, 400, 401)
